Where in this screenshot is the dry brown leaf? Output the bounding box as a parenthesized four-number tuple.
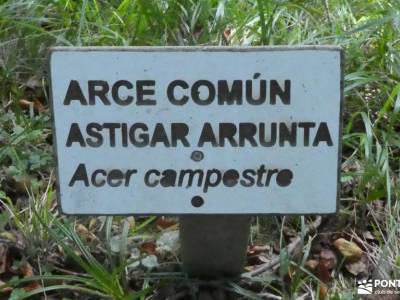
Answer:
(19, 99, 45, 113)
(345, 254, 369, 276)
(320, 248, 337, 270)
(333, 238, 362, 261)
(223, 27, 232, 40)
(75, 224, 97, 242)
(19, 261, 41, 292)
(156, 217, 177, 230)
(140, 241, 157, 255)
(247, 245, 270, 255)
(316, 262, 332, 283)
(319, 284, 328, 299)
(305, 259, 319, 270)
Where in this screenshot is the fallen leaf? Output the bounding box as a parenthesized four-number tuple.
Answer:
(319, 284, 328, 299)
(320, 248, 337, 270)
(18, 99, 45, 113)
(19, 261, 34, 277)
(140, 241, 157, 255)
(156, 217, 177, 230)
(305, 259, 319, 270)
(19, 261, 41, 292)
(75, 224, 97, 242)
(316, 262, 332, 283)
(345, 254, 369, 276)
(223, 27, 232, 40)
(247, 245, 270, 256)
(333, 238, 362, 261)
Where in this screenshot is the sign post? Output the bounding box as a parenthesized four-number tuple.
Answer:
(49, 46, 342, 277)
(180, 215, 251, 277)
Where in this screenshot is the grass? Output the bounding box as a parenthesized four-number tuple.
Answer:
(0, 0, 400, 298)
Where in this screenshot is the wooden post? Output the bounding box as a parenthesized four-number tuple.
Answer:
(179, 215, 251, 278)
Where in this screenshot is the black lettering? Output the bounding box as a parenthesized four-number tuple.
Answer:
(191, 80, 215, 105)
(124, 170, 137, 186)
(270, 80, 290, 105)
(178, 169, 204, 187)
(245, 79, 266, 105)
(121, 123, 128, 147)
(63, 80, 87, 105)
(107, 169, 124, 187)
(265, 169, 278, 186)
(136, 80, 156, 105)
(204, 169, 221, 192)
(279, 123, 297, 146)
(256, 164, 267, 187)
(167, 80, 189, 105)
(219, 123, 238, 147)
(298, 122, 316, 146)
(198, 123, 218, 147)
(313, 122, 333, 146)
(91, 169, 106, 187)
(218, 80, 242, 105)
(276, 169, 293, 187)
(240, 169, 256, 187)
(112, 80, 133, 106)
(88, 80, 110, 105)
(69, 163, 89, 186)
(160, 169, 176, 187)
(144, 169, 160, 187)
(239, 123, 257, 146)
(150, 123, 170, 147)
(171, 123, 190, 147)
(86, 123, 103, 147)
(103, 123, 120, 147)
(66, 123, 86, 147)
(259, 123, 277, 147)
(129, 123, 149, 147)
(222, 169, 239, 187)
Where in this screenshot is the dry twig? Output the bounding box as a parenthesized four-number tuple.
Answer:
(242, 217, 322, 277)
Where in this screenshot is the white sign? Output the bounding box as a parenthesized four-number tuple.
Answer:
(49, 46, 342, 215)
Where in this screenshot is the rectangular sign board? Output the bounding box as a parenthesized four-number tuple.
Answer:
(49, 46, 342, 215)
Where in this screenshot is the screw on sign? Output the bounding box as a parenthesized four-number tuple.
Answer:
(49, 46, 343, 277)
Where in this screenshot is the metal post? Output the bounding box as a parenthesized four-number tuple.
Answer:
(179, 215, 251, 278)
